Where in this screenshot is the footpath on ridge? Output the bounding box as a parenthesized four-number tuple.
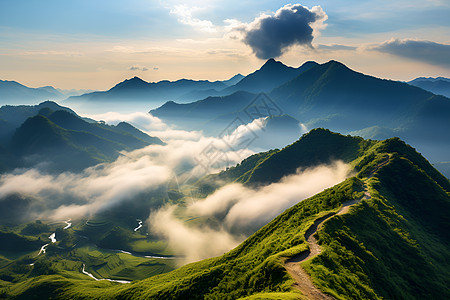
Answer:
(284, 155, 390, 299)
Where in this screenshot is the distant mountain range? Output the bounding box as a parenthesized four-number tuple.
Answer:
(65, 74, 245, 104)
(408, 77, 450, 98)
(0, 101, 163, 172)
(223, 58, 318, 94)
(1, 59, 449, 177)
(0, 80, 93, 105)
(64, 59, 318, 105)
(151, 59, 450, 177)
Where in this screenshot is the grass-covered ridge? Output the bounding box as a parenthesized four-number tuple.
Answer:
(198, 128, 375, 193)
(2, 129, 449, 299)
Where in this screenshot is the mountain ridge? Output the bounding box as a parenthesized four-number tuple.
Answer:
(0, 103, 164, 172)
(4, 129, 449, 299)
(223, 59, 318, 94)
(150, 59, 449, 177)
(408, 77, 450, 98)
(66, 76, 229, 104)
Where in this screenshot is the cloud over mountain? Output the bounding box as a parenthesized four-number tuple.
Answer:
(372, 38, 450, 67)
(149, 161, 350, 265)
(0, 116, 256, 221)
(236, 4, 327, 59)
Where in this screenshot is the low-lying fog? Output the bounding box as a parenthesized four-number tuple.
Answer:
(0, 108, 351, 265)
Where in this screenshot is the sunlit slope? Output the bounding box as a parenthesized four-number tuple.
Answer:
(4, 131, 450, 299)
(200, 129, 374, 190)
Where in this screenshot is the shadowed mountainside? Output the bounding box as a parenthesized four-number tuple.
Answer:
(0, 102, 164, 173)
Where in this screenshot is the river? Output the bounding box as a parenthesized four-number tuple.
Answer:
(81, 264, 131, 284)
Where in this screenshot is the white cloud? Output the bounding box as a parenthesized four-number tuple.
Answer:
(170, 5, 217, 33)
(148, 161, 350, 265)
(191, 161, 350, 230)
(0, 116, 264, 221)
(0, 153, 172, 220)
(84, 112, 167, 131)
(150, 206, 240, 265)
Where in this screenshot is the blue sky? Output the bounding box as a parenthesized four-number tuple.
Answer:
(1, 0, 449, 89)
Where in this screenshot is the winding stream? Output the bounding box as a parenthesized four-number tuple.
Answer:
(111, 249, 176, 260)
(63, 219, 72, 229)
(36, 233, 56, 256)
(81, 264, 131, 284)
(33, 217, 175, 282)
(133, 219, 143, 232)
(36, 219, 71, 256)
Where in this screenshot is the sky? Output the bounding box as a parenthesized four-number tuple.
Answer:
(0, 0, 449, 90)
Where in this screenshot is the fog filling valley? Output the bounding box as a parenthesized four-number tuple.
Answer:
(151, 161, 350, 265)
(0, 111, 350, 265)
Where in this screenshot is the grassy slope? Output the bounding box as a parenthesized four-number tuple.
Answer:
(3, 131, 450, 299)
(0, 217, 178, 298)
(304, 150, 450, 299)
(198, 128, 374, 192)
(4, 177, 361, 300)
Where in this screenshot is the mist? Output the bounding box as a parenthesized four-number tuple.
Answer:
(147, 161, 350, 265)
(150, 206, 241, 266)
(0, 109, 348, 266)
(0, 152, 172, 221)
(0, 114, 257, 222)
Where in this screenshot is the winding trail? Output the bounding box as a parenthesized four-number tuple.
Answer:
(284, 155, 390, 299)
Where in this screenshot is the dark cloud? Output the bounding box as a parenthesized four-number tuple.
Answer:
(373, 39, 450, 67)
(129, 65, 148, 71)
(241, 4, 327, 59)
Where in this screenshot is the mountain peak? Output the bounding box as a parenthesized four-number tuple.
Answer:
(300, 61, 319, 68)
(128, 76, 146, 83)
(323, 60, 349, 70)
(260, 58, 285, 70)
(111, 76, 149, 91)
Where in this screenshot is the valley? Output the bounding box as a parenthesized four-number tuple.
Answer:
(2, 0, 449, 297)
(0, 58, 449, 299)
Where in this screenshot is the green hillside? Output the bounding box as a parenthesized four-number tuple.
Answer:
(11, 115, 115, 171)
(200, 129, 374, 189)
(2, 130, 449, 299)
(3, 109, 163, 172)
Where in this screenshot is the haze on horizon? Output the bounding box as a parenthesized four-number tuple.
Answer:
(0, 0, 449, 90)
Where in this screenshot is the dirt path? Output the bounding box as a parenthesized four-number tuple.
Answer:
(367, 154, 391, 179)
(284, 198, 362, 300)
(284, 155, 390, 299)
(284, 213, 337, 300)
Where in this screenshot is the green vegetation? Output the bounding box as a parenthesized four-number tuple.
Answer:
(1, 129, 449, 299)
(1, 177, 363, 299)
(0, 103, 163, 173)
(0, 231, 42, 255)
(304, 155, 450, 299)
(200, 128, 375, 188)
(0, 216, 177, 297)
